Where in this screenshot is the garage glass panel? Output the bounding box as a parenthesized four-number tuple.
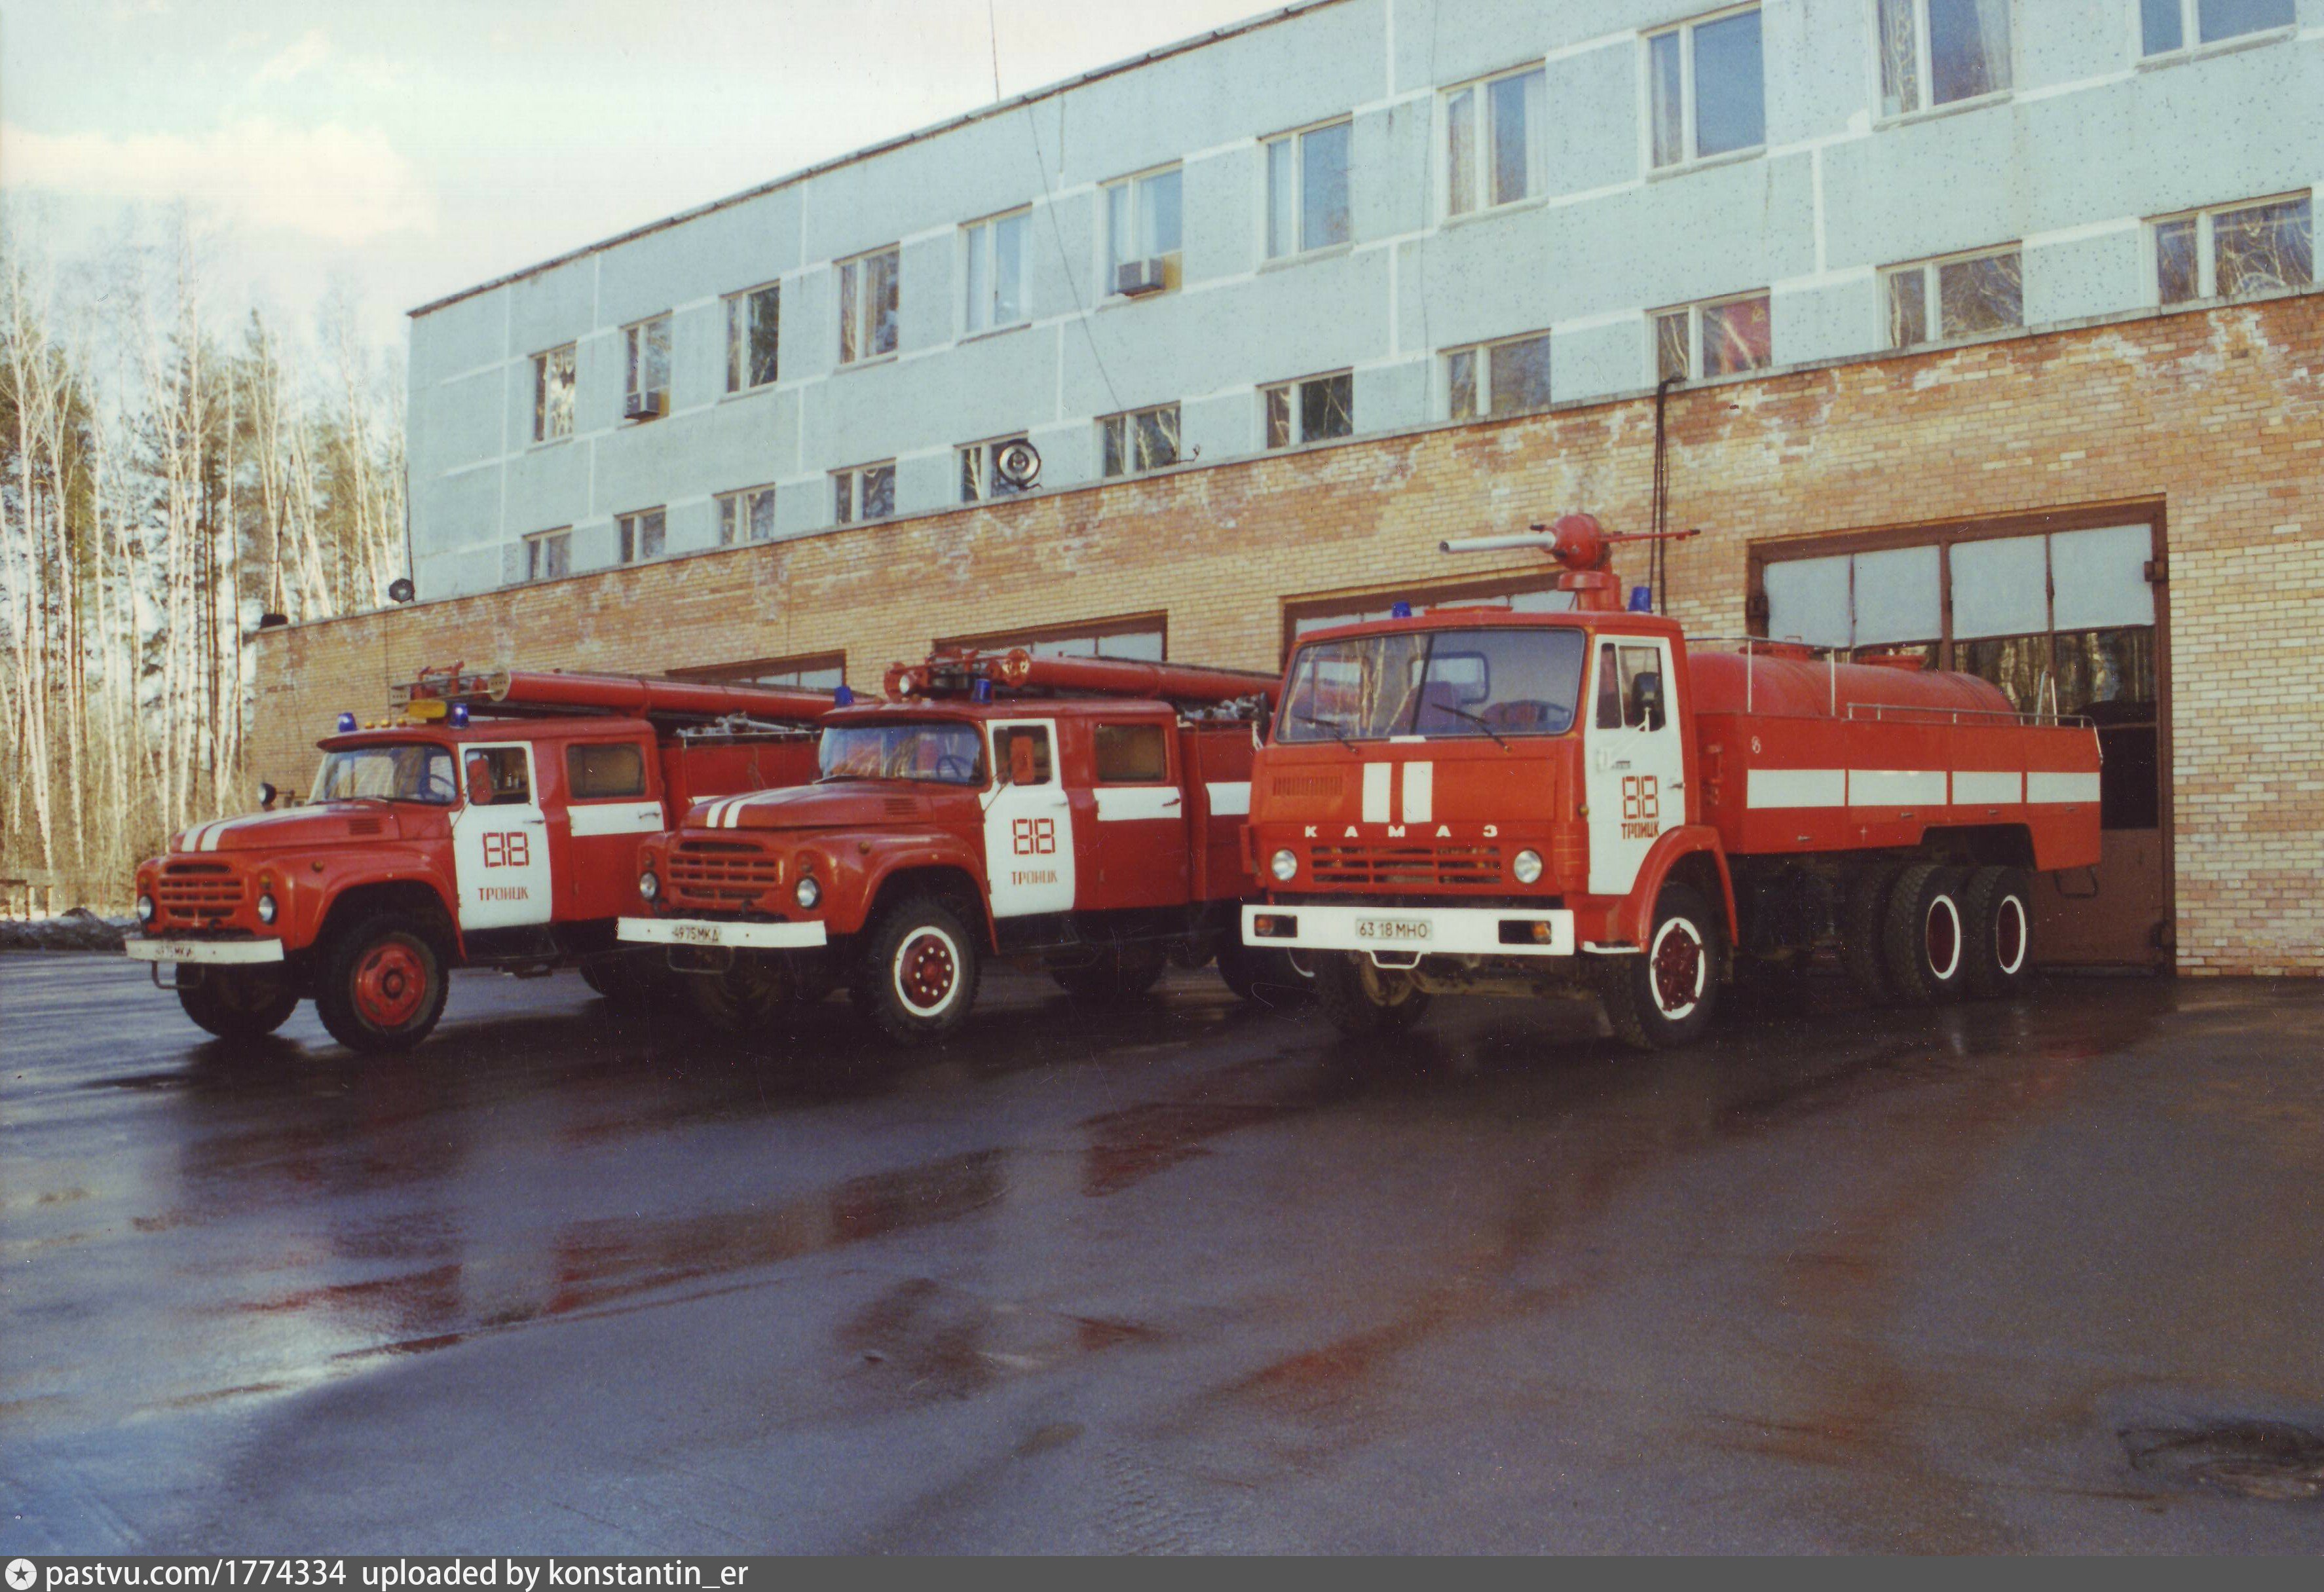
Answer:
(1761, 556, 1850, 648)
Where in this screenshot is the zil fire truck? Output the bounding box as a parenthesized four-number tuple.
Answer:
(618, 647, 1284, 1041)
(126, 667, 834, 1052)
(1241, 514, 2104, 1048)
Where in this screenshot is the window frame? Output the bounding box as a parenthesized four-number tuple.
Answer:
(836, 244, 901, 367)
(667, 651, 848, 690)
(1875, 0, 2016, 121)
(958, 434, 1035, 504)
(522, 527, 571, 583)
(2148, 191, 2314, 305)
(1644, 3, 1768, 173)
(938, 612, 1168, 663)
(831, 462, 897, 526)
(723, 282, 779, 394)
(565, 741, 650, 802)
(1097, 403, 1182, 479)
(1093, 722, 1174, 785)
(715, 484, 778, 546)
(531, 343, 576, 443)
(1444, 331, 1554, 421)
(1102, 164, 1185, 299)
(1261, 371, 1355, 450)
(622, 315, 671, 418)
(1441, 61, 1548, 219)
(963, 208, 1032, 336)
(615, 507, 666, 565)
(1650, 291, 1773, 382)
(2137, 0, 2298, 60)
(1881, 243, 2025, 348)
(1262, 116, 1354, 261)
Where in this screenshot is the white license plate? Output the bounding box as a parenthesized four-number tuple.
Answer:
(671, 923, 723, 946)
(1355, 917, 1432, 944)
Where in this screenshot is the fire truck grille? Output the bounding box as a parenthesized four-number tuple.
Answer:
(157, 862, 244, 926)
(668, 838, 781, 906)
(1310, 844, 1504, 888)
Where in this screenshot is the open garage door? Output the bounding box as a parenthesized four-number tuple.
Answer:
(1751, 506, 2169, 971)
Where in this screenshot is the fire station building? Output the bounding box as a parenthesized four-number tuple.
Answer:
(254, 0, 2324, 975)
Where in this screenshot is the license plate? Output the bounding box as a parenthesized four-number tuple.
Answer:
(1355, 917, 1431, 944)
(671, 923, 722, 946)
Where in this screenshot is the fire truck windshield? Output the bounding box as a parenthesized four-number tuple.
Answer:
(1279, 627, 1588, 743)
(817, 720, 988, 786)
(310, 743, 459, 805)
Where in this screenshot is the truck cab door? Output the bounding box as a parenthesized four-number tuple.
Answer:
(1086, 718, 1188, 911)
(1583, 639, 1685, 897)
(557, 737, 664, 923)
(983, 720, 1076, 918)
(451, 742, 553, 930)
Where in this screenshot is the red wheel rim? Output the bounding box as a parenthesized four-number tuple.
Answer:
(895, 931, 958, 1015)
(354, 940, 429, 1028)
(1995, 896, 2027, 974)
(1924, 897, 1962, 981)
(1651, 919, 1703, 1016)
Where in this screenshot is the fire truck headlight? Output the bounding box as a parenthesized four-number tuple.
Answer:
(1269, 849, 1298, 883)
(136, 893, 155, 923)
(639, 870, 660, 904)
(1512, 849, 1545, 885)
(256, 893, 278, 925)
(795, 875, 821, 910)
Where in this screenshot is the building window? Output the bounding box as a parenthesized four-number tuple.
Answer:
(833, 463, 895, 525)
(1654, 293, 1772, 381)
(623, 316, 670, 418)
(1877, 0, 2012, 117)
(1265, 119, 1351, 258)
(1098, 404, 1180, 478)
(670, 652, 848, 691)
(2154, 193, 2312, 304)
(838, 246, 899, 364)
(1884, 246, 2023, 346)
(716, 485, 777, 545)
(616, 509, 665, 564)
(1445, 331, 1552, 420)
(964, 210, 1028, 334)
(1262, 373, 1353, 449)
(724, 284, 779, 393)
(958, 436, 1033, 503)
(2141, 0, 2294, 54)
(523, 528, 570, 582)
(1647, 7, 1765, 169)
(1104, 166, 1182, 297)
(941, 616, 1167, 662)
(1445, 64, 1545, 217)
(531, 344, 575, 442)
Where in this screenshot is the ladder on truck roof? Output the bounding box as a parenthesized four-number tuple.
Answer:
(393, 665, 837, 727)
(882, 648, 1280, 717)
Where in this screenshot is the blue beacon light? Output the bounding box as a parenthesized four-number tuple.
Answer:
(833, 684, 855, 707)
(335, 712, 358, 733)
(447, 703, 470, 728)
(1390, 601, 1414, 619)
(1628, 585, 1655, 613)
(972, 678, 994, 703)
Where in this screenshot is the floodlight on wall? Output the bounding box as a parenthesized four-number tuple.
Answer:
(994, 440, 1042, 491)
(257, 612, 290, 629)
(388, 578, 417, 604)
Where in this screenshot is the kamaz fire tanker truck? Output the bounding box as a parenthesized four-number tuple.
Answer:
(1241, 514, 2104, 1048)
(126, 667, 834, 1052)
(619, 647, 1283, 1041)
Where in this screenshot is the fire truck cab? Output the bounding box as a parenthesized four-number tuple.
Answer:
(620, 648, 1282, 1042)
(1243, 515, 2104, 1048)
(126, 667, 831, 1052)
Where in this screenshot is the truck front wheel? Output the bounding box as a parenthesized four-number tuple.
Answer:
(1312, 953, 1432, 1036)
(690, 955, 794, 1033)
(1602, 883, 1721, 1051)
(855, 898, 982, 1043)
(177, 967, 299, 1042)
(315, 912, 451, 1054)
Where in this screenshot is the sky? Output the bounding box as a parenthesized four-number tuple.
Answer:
(0, 0, 1272, 350)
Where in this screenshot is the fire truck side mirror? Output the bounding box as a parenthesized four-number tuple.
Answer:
(258, 781, 278, 811)
(1634, 676, 1666, 733)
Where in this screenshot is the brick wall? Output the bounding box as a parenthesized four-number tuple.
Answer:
(255, 295, 2324, 974)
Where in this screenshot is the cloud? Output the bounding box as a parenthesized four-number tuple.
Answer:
(1, 119, 436, 245)
(255, 28, 330, 86)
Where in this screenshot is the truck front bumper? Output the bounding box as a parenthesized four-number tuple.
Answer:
(124, 937, 286, 965)
(618, 916, 829, 951)
(1243, 902, 1576, 961)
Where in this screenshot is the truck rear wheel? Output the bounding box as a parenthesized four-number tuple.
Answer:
(1601, 883, 1720, 1051)
(580, 951, 667, 1009)
(691, 955, 795, 1033)
(1841, 862, 1903, 1005)
(855, 897, 981, 1043)
(1961, 865, 2035, 999)
(177, 967, 299, 1042)
(315, 912, 451, 1054)
(1312, 953, 1431, 1036)
(1883, 863, 1972, 1005)
(1053, 946, 1167, 1003)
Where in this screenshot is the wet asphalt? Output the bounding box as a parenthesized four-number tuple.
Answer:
(3, 950, 2322, 1554)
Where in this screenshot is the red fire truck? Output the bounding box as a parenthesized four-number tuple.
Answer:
(1241, 515, 2105, 1048)
(620, 647, 1283, 1041)
(126, 667, 833, 1052)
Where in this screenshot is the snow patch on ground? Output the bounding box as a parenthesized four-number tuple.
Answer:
(0, 909, 134, 952)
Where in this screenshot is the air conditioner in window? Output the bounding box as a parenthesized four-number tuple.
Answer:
(1115, 258, 1168, 297)
(624, 391, 667, 420)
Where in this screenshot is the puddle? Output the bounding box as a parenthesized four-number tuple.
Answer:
(2124, 1420, 2324, 1502)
